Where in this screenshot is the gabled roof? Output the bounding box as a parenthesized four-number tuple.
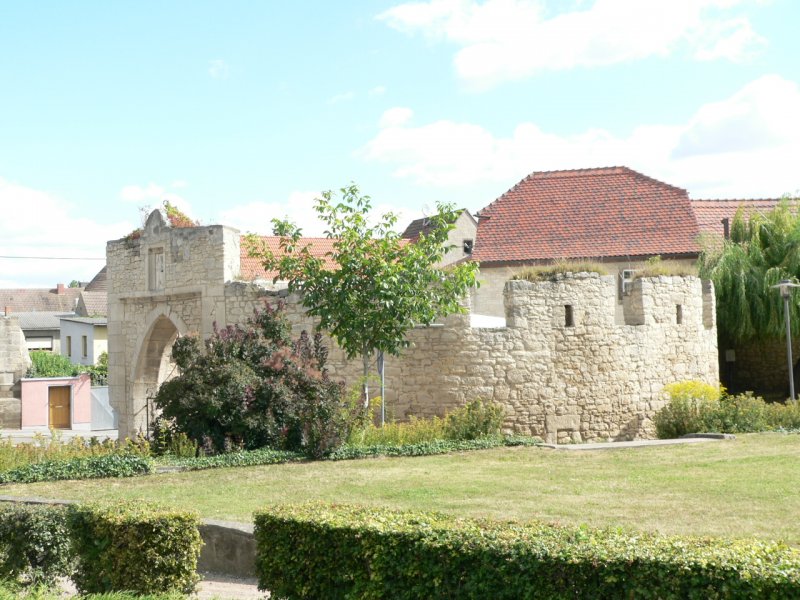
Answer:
(239, 236, 339, 280)
(84, 266, 108, 292)
(76, 291, 108, 317)
(691, 198, 785, 237)
(0, 286, 82, 313)
(15, 312, 75, 330)
(473, 166, 701, 264)
(401, 209, 476, 241)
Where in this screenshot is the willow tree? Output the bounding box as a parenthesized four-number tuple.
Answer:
(699, 199, 800, 342)
(247, 184, 479, 409)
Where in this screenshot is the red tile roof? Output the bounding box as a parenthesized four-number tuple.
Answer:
(472, 166, 701, 264)
(691, 198, 784, 237)
(239, 236, 339, 280)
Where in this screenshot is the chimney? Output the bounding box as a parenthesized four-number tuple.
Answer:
(721, 218, 730, 240)
(56, 283, 65, 295)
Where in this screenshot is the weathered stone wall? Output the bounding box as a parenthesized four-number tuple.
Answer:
(108, 214, 719, 442)
(473, 258, 698, 322)
(0, 316, 30, 428)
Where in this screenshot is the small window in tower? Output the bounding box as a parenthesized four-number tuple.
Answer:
(676, 304, 683, 325)
(565, 305, 574, 327)
(463, 239, 474, 254)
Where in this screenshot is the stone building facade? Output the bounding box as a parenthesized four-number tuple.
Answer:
(108, 211, 719, 441)
(0, 316, 31, 428)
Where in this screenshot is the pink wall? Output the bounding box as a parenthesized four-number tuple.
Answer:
(21, 373, 91, 428)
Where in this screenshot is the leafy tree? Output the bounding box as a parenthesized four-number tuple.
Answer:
(68, 280, 82, 288)
(153, 303, 363, 457)
(699, 199, 800, 342)
(247, 184, 479, 404)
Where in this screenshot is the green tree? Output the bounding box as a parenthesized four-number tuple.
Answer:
(699, 198, 800, 342)
(247, 184, 479, 406)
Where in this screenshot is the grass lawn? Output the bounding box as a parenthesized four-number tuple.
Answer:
(2, 433, 799, 544)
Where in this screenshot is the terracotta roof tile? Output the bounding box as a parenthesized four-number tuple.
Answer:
(473, 166, 701, 264)
(239, 236, 339, 280)
(691, 198, 785, 237)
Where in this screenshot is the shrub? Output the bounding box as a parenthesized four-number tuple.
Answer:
(0, 454, 152, 484)
(348, 400, 504, 448)
(346, 415, 448, 447)
(25, 352, 79, 379)
(655, 380, 800, 437)
(162, 447, 304, 471)
(444, 399, 504, 440)
(0, 504, 72, 587)
(654, 380, 722, 438)
(154, 303, 365, 457)
(254, 503, 800, 600)
(327, 436, 539, 461)
(705, 392, 770, 433)
(68, 501, 202, 595)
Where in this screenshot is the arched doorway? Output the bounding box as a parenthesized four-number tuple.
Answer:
(129, 315, 180, 437)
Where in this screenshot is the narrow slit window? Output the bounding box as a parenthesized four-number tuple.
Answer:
(565, 304, 574, 327)
(676, 304, 683, 324)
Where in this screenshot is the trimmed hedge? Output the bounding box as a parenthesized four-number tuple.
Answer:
(0, 504, 72, 586)
(0, 454, 152, 484)
(162, 448, 304, 471)
(326, 435, 540, 461)
(254, 504, 800, 599)
(68, 502, 202, 595)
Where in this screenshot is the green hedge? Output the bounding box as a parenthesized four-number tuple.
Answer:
(326, 435, 540, 461)
(254, 504, 800, 599)
(0, 454, 152, 484)
(68, 502, 202, 595)
(0, 504, 72, 587)
(162, 448, 304, 471)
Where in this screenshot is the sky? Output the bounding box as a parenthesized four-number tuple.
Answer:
(1, 0, 799, 288)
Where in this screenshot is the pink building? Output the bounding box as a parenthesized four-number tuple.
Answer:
(20, 373, 92, 431)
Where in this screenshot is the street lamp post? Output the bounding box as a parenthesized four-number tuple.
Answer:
(771, 279, 800, 403)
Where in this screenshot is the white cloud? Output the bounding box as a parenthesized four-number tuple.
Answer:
(329, 91, 356, 104)
(361, 75, 800, 198)
(369, 85, 388, 96)
(208, 59, 229, 79)
(0, 178, 133, 287)
(379, 0, 766, 88)
(379, 106, 414, 128)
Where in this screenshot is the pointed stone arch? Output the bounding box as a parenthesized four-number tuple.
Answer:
(126, 308, 190, 437)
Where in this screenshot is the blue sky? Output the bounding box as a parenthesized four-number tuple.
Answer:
(1, 0, 799, 287)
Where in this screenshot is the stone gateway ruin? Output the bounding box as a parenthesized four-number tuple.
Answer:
(107, 211, 719, 442)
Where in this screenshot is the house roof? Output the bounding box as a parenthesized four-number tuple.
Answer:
(60, 316, 107, 326)
(0, 286, 83, 313)
(401, 209, 475, 241)
(691, 198, 785, 237)
(239, 236, 339, 280)
(472, 166, 701, 264)
(76, 291, 108, 317)
(15, 312, 75, 330)
(84, 266, 108, 292)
